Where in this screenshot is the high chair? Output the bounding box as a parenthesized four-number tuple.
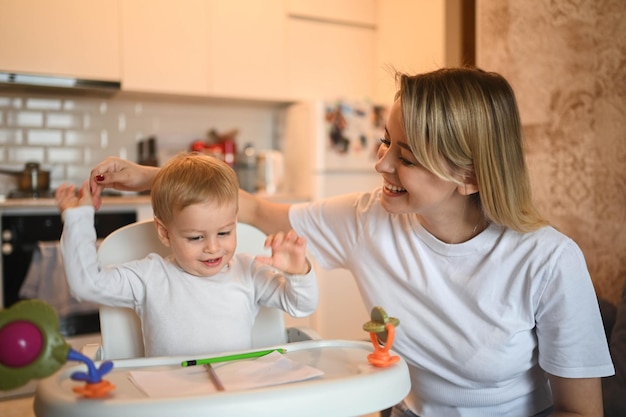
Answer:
(90, 219, 320, 360)
(34, 220, 411, 417)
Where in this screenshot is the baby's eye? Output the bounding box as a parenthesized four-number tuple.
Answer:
(187, 236, 202, 241)
(218, 231, 232, 237)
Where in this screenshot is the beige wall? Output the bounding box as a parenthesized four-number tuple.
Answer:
(477, 0, 626, 304)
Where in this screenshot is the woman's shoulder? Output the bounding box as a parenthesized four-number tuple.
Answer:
(500, 224, 584, 261)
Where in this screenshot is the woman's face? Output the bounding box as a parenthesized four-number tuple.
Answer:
(156, 200, 238, 277)
(374, 98, 462, 218)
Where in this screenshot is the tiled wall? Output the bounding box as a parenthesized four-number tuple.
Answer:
(0, 91, 283, 195)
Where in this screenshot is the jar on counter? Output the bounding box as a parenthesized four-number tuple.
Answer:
(255, 150, 284, 195)
(236, 143, 257, 193)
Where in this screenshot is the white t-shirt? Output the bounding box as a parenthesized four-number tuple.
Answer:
(61, 206, 318, 357)
(290, 189, 614, 417)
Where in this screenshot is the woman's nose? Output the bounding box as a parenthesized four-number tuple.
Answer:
(374, 145, 392, 173)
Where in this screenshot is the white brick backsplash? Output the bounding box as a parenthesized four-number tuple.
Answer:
(10, 147, 45, 163)
(0, 130, 9, 144)
(26, 98, 62, 110)
(14, 111, 44, 127)
(47, 147, 82, 163)
(46, 113, 79, 128)
(0, 91, 279, 189)
(118, 113, 126, 131)
(27, 129, 63, 146)
(65, 130, 100, 146)
(65, 164, 93, 184)
(100, 130, 109, 148)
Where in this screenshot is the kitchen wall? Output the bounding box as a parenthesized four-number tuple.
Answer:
(0, 91, 282, 196)
(477, 0, 626, 305)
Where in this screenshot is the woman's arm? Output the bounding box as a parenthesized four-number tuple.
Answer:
(548, 374, 603, 417)
(238, 189, 293, 235)
(88, 157, 294, 235)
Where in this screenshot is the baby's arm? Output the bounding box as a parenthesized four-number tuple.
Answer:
(56, 181, 139, 308)
(254, 230, 311, 275)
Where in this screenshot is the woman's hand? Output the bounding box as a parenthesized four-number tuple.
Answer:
(89, 157, 159, 209)
(55, 181, 93, 213)
(254, 230, 311, 275)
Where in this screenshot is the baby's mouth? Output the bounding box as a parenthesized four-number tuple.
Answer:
(202, 257, 222, 267)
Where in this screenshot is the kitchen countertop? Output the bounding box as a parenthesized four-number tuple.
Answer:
(0, 195, 152, 209)
(0, 195, 153, 215)
(0, 192, 308, 212)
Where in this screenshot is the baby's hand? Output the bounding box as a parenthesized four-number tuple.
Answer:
(255, 230, 311, 275)
(55, 181, 94, 213)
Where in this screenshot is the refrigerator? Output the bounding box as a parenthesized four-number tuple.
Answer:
(282, 100, 386, 341)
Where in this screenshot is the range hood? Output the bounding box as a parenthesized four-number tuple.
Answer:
(0, 71, 121, 96)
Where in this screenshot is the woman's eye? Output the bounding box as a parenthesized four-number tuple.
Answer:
(400, 157, 415, 167)
(379, 138, 390, 147)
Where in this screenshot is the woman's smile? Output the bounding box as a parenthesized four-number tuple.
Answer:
(383, 179, 407, 195)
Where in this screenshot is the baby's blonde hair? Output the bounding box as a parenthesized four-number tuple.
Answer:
(151, 152, 239, 224)
(397, 67, 548, 232)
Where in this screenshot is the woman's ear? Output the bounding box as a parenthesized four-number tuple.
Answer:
(457, 172, 479, 196)
(154, 217, 172, 247)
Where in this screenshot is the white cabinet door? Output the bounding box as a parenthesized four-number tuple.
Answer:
(208, 0, 288, 100)
(121, 0, 210, 96)
(374, 0, 447, 104)
(287, 0, 376, 26)
(0, 0, 120, 81)
(287, 18, 376, 100)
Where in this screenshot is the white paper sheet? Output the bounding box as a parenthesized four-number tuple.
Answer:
(129, 352, 324, 397)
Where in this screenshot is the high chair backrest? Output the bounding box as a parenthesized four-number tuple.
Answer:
(96, 219, 286, 360)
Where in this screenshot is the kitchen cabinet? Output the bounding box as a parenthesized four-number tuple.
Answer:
(374, 0, 448, 104)
(121, 0, 288, 100)
(208, 0, 288, 100)
(285, 0, 376, 100)
(287, 0, 376, 26)
(0, 0, 120, 81)
(286, 18, 376, 100)
(121, 0, 210, 96)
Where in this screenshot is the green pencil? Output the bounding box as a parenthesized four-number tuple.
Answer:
(181, 348, 286, 367)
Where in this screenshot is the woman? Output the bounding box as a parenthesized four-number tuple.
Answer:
(89, 67, 613, 416)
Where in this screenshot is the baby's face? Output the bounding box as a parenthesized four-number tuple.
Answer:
(163, 200, 238, 277)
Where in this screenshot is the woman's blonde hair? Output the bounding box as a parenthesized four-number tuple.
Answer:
(151, 152, 239, 224)
(397, 67, 548, 232)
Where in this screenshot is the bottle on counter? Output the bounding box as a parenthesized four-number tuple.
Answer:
(222, 136, 236, 168)
(143, 137, 159, 167)
(137, 136, 158, 195)
(137, 136, 159, 167)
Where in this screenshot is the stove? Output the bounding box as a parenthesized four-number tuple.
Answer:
(7, 189, 55, 199)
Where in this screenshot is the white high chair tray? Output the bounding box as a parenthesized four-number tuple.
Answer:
(34, 340, 410, 417)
